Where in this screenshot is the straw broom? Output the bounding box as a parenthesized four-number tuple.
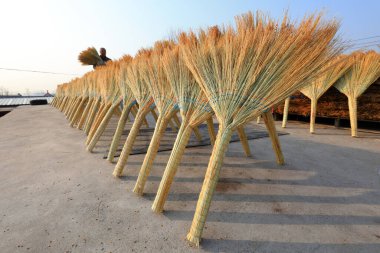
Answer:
(78, 47, 103, 66)
(87, 62, 123, 152)
(334, 50, 380, 137)
(151, 45, 216, 213)
(83, 75, 102, 135)
(300, 55, 353, 133)
(77, 75, 97, 130)
(179, 12, 341, 246)
(132, 41, 181, 195)
(58, 84, 69, 111)
(86, 64, 121, 145)
(68, 83, 83, 122)
(52, 84, 63, 108)
(63, 81, 76, 116)
(70, 75, 90, 127)
(51, 84, 62, 107)
(68, 79, 85, 120)
(86, 70, 111, 138)
(65, 83, 79, 117)
(112, 49, 155, 177)
(107, 55, 136, 162)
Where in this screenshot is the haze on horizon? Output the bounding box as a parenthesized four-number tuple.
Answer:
(0, 0, 379, 95)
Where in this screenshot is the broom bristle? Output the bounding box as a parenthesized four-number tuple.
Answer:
(335, 50, 380, 98)
(180, 11, 342, 127)
(300, 55, 353, 100)
(78, 47, 103, 66)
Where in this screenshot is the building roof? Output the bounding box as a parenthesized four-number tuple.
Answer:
(0, 96, 53, 107)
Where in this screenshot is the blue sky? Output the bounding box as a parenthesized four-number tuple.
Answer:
(0, 0, 379, 94)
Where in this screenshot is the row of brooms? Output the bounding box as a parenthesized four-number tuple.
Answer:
(51, 12, 344, 246)
(280, 50, 380, 136)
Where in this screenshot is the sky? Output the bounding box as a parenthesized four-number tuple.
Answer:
(0, 0, 379, 94)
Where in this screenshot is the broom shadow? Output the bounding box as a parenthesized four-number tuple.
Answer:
(200, 240, 380, 253)
(96, 113, 380, 250)
(132, 138, 380, 251)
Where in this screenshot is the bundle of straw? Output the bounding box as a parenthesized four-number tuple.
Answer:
(132, 41, 180, 195)
(112, 50, 155, 177)
(106, 55, 136, 162)
(69, 75, 90, 127)
(179, 12, 341, 245)
(86, 61, 123, 152)
(334, 50, 380, 137)
(77, 73, 98, 130)
(78, 47, 103, 66)
(150, 45, 216, 212)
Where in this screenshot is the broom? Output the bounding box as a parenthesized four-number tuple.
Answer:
(179, 12, 341, 246)
(77, 74, 98, 130)
(70, 74, 91, 127)
(78, 47, 103, 66)
(112, 49, 155, 177)
(107, 55, 137, 162)
(87, 62, 123, 152)
(132, 40, 180, 195)
(151, 44, 215, 213)
(299, 55, 353, 133)
(334, 50, 380, 137)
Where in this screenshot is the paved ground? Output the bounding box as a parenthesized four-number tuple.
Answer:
(0, 105, 379, 253)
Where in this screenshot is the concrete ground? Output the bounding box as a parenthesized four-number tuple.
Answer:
(0, 105, 379, 253)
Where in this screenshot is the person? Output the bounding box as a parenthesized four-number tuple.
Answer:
(93, 47, 111, 69)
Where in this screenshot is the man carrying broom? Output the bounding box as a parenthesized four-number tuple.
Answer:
(78, 47, 111, 69)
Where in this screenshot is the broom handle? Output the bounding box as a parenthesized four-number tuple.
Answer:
(59, 97, 67, 112)
(68, 97, 81, 119)
(237, 125, 251, 157)
(87, 101, 121, 152)
(263, 111, 285, 165)
(187, 125, 233, 246)
(114, 105, 122, 117)
(77, 98, 93, 130)
(84, 98, 100, 135)
(107, 102, 134, 162)
(282, 97, 290, 128)
(150, 108, 158, 122)
(88, 101, 107, 136)
(348, 96, 358, 137)
(71, 97, 87, 127)
(133, 113, 173, 195)
(68, 97, 82, 122)
(87, 103, 106, 142)
(310, 98, 317, 134)
(168, 115, 177, 131)
(87, 103, 111, 145)
(113, 106, 151, 177)
(206, 117, 216, 145)
(62, 97, 72, 115)
(64, 97, 76, 116)
(70, 97, 87, 127)
(193, 126, 202, 142)
(256, 115, 261, 124)
(83, 98, 97, 131)
(172, 113, 181, 128)
(152, 121, 193, 213)
(130, 105, 138, 118)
